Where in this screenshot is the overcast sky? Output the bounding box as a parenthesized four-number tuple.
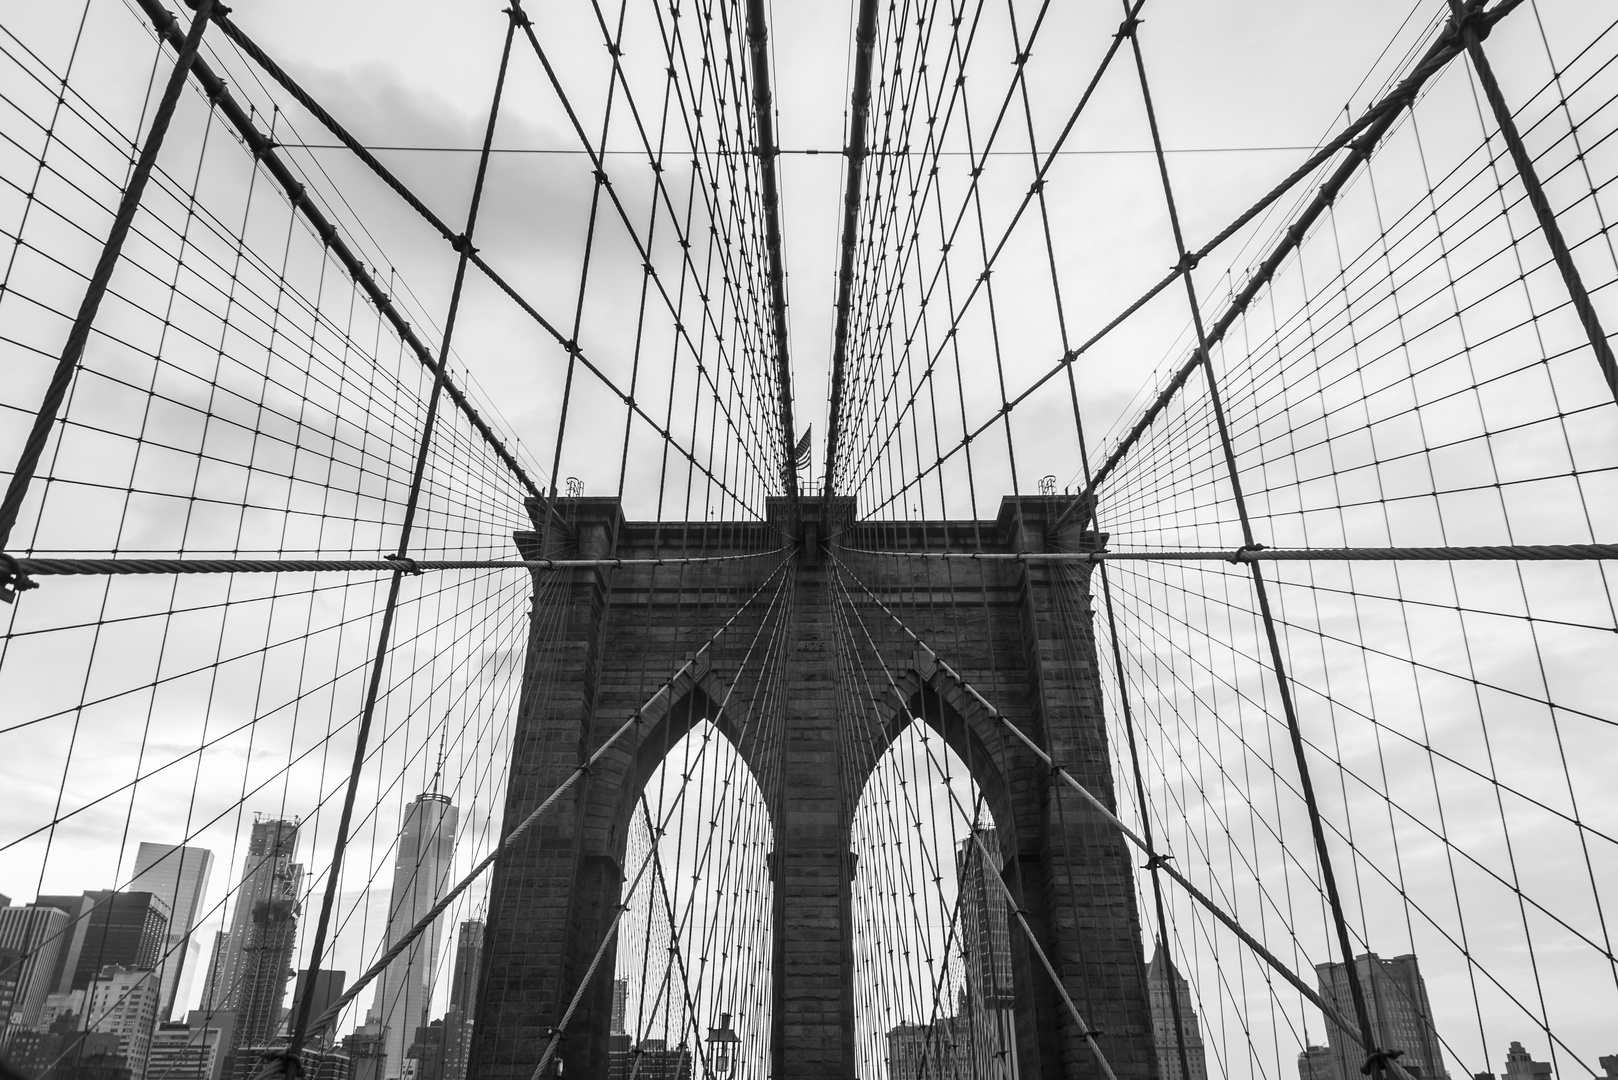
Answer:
(2, 3, 1615, 1080)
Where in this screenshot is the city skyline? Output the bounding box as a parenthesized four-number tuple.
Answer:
(0, 778, 485, 1080)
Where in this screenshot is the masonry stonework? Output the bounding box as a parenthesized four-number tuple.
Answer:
(468, 496, 1157, 1080)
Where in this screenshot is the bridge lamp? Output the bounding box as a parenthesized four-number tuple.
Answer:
(705, 1012, 741, 1075)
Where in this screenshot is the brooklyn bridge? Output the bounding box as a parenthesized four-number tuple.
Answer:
(0, 1, 1614, 1079)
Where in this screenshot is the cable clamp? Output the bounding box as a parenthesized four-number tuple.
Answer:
(1444, 3, 1491, 46)
(255, 1048, 302, 1080)
(1143, 853, 1174, 872)
(452, 233, 478, 256)
(1114, 16, 1140, 39)
(1361, 1049, 1405, 1076)
(505, 5, 532, 28)
(0, 553, 38, 604)
(386, 554, 422, 575)
(1229, 543, 1267, 564)
(1174, 250, 1201, 274)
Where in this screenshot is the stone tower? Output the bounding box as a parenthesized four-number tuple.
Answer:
(467, 496, 1156, 1080)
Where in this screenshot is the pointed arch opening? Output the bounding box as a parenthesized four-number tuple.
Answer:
(609, 716, 773, 1080)
(850, 716, 1026, 1080)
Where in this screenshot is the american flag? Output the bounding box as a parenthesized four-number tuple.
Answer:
(793, 426, 812, 469)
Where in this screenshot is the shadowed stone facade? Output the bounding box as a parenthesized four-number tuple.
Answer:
(467, 496, 1157, 1080)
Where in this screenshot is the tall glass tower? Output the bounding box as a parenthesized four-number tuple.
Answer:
(131, 843, 214, 1021)
(367, 793, 459, 1080)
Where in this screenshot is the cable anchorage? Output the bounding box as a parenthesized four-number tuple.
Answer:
(0, 552, 38, 604)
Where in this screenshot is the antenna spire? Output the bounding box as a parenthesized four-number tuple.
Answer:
(430, 729, 447, 796)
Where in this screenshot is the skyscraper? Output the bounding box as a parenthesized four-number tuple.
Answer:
(148, 1020, 229, 1080)
(68, 894, 171, 993)
(85, 965, 163, 1080)
(0, 901, 69, 1029)
(610, 978, 627, 1035)
(36, 894, 96, 995)
(955, 828, 1017, 1080)
(131, 844, 214, 1022)
(448, 922, 482, 1019)
(886, 1017, 970, 1080)
(290, 968, 348, 1047)
(439, 923, 482, 1080)
(1146, 943, 1208, 1080)
(1317, 954, 1447, 1080)
(1300, 1044, 1338, 1080)
(201, 818, 302, 1018)
(200, 818, 302, 1080)
(366, 793, 458, 1080)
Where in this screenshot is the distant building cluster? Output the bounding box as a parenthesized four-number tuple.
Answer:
(1294, 952, 1610, 1080)
(0, 788, 480, 1080)
(883, 828, 1021, 1080)
(604, 978, 694, 1080)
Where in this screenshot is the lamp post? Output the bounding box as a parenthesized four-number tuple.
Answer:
(705, 1013, 741, 1076)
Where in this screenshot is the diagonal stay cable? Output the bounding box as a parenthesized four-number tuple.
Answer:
(301, 547, 794, 1037)
(855, 0, 1530, 523)
(188, 5, 759, 513)
(828, 563, 1120, 1080)
(829, 549, 1426, 1080)
(122, 0, 543, 506)
(527, 554, 794, 1079)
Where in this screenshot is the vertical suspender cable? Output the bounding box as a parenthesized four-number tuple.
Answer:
(1121, 11, 1387, 1073)
(284, 10, 520, 1068)
(819, 0, 879, 499)
(1450, 2, 1618, 404)
(743, 0, 801, 504)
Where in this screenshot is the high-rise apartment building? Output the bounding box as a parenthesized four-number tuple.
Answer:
(183, 1009, 238, 1080)
(86, 965, 163, 1080)
(1317, 954, 1447, 1080)
(230, 894, 298, 1052)
(201, 818, 302, 1018)
(1300, 1044, 1338, 1080)
(366, 793, 458, 1080)
(886, 1016, 970, 1080)
(149, 1020, 229, 1080)
(1146, 943, 1209, 1080)
(437, 923, 483, 1080)
(0, 901, 69, 1029)
(447, 922, 482, 1019)
(3, 1023, 122, 1079)
(131, 844, 214, 1022)
(0, 944, 23, 1031)
(290, 968, 348, 1047)
(341, 1020, 388, 1080)
(39, 895, 98, 996)
(955, 828, 1017, 1080)
(610, 978, 627, 1035)
(199, 818, 302, 1080)
(67, 894, 171, 993)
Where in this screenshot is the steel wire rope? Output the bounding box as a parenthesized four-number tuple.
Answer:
(510, 0, 788, 504)
(525, 560, 792, 1078)
(305, 550, 794, 1037)
(833, 0, 1132, 502)
(831, 565, 1124, 1080)
(1086, 555, 1612, 1073)
(831, 575, 1018, 1079)
(830, 548, 1444, 1080)
(856, 0, 1536, 523)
